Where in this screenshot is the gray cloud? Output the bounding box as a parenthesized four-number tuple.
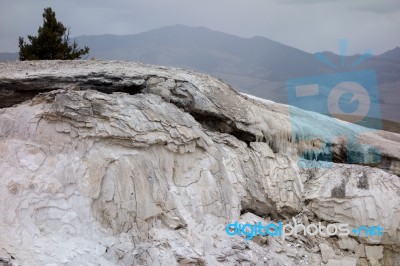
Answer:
(0, 0, 398, 54)
(277, 0, 400, 13)
(351, 0, 400, 14)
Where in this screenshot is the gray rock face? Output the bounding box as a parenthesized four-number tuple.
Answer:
(0, 61, 399, 265)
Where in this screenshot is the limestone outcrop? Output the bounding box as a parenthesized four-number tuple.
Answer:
(0, 61, 399, 266)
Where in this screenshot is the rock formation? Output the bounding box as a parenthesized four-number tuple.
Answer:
(0, 61, 399, 265)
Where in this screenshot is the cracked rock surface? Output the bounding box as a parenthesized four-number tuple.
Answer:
(0, 61, 399, 266)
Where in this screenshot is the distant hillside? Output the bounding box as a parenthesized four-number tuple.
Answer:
(0, 52, 18, 62)
(377, 47, 400, 61)
(78, 25, 327, 79)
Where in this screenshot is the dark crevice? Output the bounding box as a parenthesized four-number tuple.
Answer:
(230, 129, 257, 146)
(240, 198, 284, 220)
(190, 111, 256, 146)
(240, 208, 268, 218)
(0, 75, 147, 108)
(331, 179, 347, 198)
(357, 171, 369, 190)
(83, 81, 145, 95)
(191, 112, 232, 133)
(332, 144, 347, 163)
(240, 208, 283, 222)
(0, 88, 52, 108)
(267, 141, 280, 154)
(174, 224, 185, 230)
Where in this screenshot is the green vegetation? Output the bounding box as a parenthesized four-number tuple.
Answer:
(19, 7, 89, 60)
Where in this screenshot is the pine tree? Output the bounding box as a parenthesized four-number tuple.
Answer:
(19, 7, 89, 60)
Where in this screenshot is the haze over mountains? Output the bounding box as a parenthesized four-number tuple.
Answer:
(2, 25, 399, 126)
(0, 52, 18, 62)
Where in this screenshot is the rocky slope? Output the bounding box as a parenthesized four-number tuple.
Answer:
(0, 61, 399, 266)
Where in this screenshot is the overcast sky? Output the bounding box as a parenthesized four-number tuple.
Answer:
(0, 0, 399, 54)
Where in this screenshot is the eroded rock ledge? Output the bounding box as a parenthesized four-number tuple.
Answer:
(0, 61, 399, 265)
